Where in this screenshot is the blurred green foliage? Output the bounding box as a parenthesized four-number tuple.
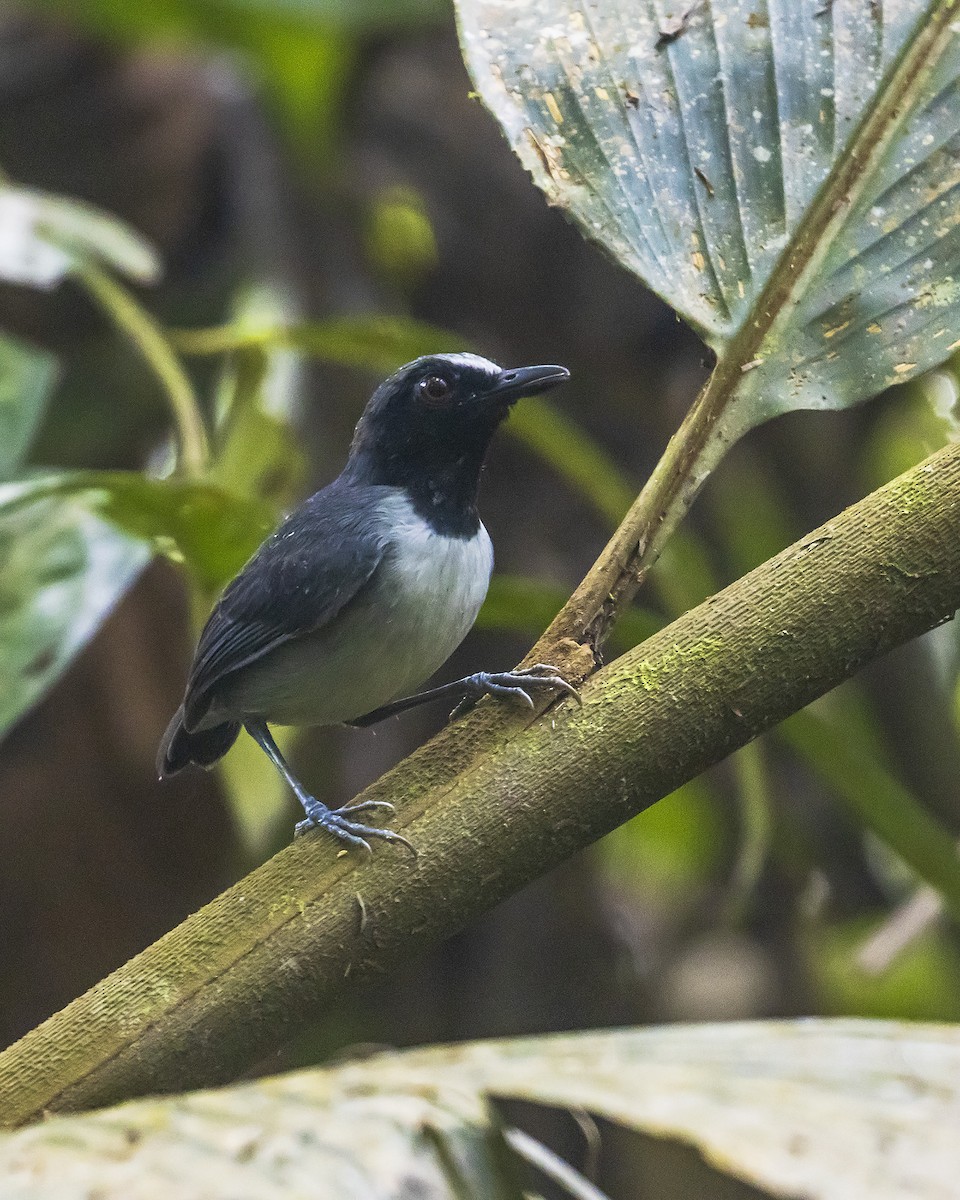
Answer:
(33, 0, 445, 171)
(365, 186, 439, 286)
(175, 314, 462, 373)
(809, 921, 960, 1022)
(0, 214, 155, 736)
(0, 333, 57, 479)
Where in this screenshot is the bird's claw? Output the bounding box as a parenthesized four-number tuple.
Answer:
(340, 798, 395, 817)
(449, 664, 581, 720)
(514, 663, 583, 705)
(295, 798, 416, 857)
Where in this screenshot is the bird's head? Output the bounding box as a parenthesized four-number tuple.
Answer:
(345, 353, 569, 527)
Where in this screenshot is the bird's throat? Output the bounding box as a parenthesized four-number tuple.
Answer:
(347, 440, 488, 538)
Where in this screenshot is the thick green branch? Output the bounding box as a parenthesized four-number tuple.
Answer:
(3, 440, 960, 1126)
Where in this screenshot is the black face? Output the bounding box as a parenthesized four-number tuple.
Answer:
(344, 353, 569, 535)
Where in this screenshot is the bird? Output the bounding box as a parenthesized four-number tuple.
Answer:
(158, 352, 576, 853)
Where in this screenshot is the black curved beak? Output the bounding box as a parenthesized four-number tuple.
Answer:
(488, 363, 570, 405)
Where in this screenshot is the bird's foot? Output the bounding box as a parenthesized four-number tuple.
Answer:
(294, 797, 416, 857)
(450, 664, 581, 720)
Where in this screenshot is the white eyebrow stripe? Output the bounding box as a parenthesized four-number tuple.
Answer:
(428, 352, 501, 373)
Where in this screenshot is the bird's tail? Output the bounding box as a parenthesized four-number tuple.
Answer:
(157, 705, 241, 778)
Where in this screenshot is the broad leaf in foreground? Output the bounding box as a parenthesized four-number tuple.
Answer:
(1, 1020, 957, 1199)
(0, 473, 275, 592)
(0, 336, 151, 739)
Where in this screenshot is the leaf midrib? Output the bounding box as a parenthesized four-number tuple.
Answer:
(714, 0, 958, 394)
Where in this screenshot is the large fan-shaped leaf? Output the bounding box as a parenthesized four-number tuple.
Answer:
(458, 0, 960, 442)
(2, 1021, 958, 1199)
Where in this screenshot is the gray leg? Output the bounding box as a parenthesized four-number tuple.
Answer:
(349, 664, 580, 727)
(245, 720, 415, 855)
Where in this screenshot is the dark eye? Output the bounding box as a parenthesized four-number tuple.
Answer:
(418, 375, 453, 406)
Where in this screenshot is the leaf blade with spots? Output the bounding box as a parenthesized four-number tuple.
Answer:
(456, 0, 960, 644)
(460, 0, 960, 423)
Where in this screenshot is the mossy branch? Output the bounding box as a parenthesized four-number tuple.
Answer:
(3, 440, 960, 1126)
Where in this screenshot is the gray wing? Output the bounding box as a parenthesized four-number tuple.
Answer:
(182, 482, 387, 729)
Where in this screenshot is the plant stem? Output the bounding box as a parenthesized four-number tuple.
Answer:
(529, 367, 727, 657)
(505, 1129, 613, 1200)
(78, 263, 209, 476)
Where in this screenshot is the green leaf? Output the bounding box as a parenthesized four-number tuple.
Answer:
(0, 332, 58, 482)
(4, 1021, 959, 1199)
(0, 473, 275, 592)
(210, 348, 307, 510)
(0, 499, 148, 738)
(174, 314, 463, 374)
(0, 184, 161, 288)
(0, 470, 274, 737)
(458, 0, 960, 444)
(213, 401, 304, 508)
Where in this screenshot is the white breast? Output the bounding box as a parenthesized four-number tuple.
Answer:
(219, 491, 494, 727)
(377, 492, 494, 669)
